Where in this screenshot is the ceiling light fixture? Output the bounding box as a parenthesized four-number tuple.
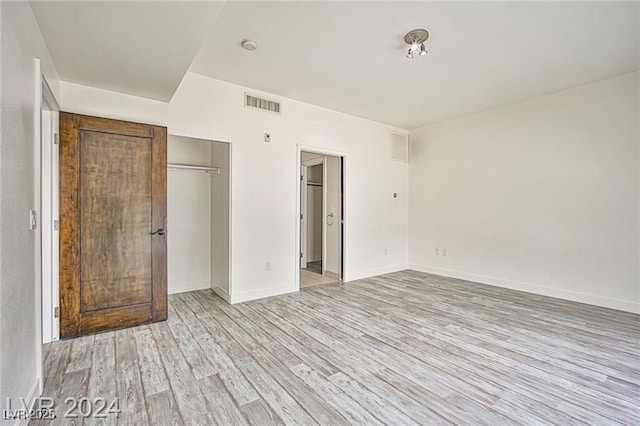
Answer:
(241, 39, 257, 51)
(404, 29, 429, 60)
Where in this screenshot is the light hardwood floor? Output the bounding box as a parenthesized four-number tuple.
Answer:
(300, 269, 339, 288)
(37, 271, 640, 425)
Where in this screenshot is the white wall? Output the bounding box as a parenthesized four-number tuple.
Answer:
(1, 0, 60, 410)
(325, 156, 342, 276)
(409, 72, 640, 314)
(167, 135, 213, 294)
(60, 73, 410, 302)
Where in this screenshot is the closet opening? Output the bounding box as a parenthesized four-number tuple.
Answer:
(167, 135, 231, 301)
(299, 150, 343, 289)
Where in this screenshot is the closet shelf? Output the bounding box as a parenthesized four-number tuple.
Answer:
(168, 163, 221, 175)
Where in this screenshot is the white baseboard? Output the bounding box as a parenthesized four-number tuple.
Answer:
(168, 280, 210, 295)
(211, 285, 230, 303)
(230, 284, 297, 304)
(346, 264, 409, 282)
(409, 263, 640, 314)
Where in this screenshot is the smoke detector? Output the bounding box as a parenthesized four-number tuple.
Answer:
(241, 39, 257, 51)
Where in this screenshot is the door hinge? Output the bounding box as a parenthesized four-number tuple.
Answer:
(300, 252, 303, 259)
(54, 133, 59, 145)
(54, 307, 59, 318)
(300, 175, 303, 181)
(300, 213, 303, 220)
(53, 219, 59, 231)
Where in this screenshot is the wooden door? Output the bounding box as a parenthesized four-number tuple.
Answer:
(60, 113, 167, 338)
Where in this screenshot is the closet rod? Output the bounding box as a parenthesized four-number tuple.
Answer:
(167, 163, 221, 175)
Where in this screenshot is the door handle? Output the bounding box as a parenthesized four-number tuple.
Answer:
(150, 228, 165, 236)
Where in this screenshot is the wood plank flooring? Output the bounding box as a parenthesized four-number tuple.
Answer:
(37, 271, 640, 425)
(300, 269, 339, 288)
(305, 261, 323, 275)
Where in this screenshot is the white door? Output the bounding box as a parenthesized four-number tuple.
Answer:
(324, 156, 342, 279)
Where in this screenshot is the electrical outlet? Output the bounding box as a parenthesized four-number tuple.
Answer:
(442, 249, 447, 256)
(434, 248, 439, 255)
(265, 261, 272, 271)
(264, 133, 271, 143)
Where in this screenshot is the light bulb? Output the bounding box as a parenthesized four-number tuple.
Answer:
(419, 43, 427, 56)
(410, 42, 419, 51)
(405, 48, 414, 59)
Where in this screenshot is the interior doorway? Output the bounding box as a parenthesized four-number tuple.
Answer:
(167, 135, 231, 302)
(299, 151, 343, 288)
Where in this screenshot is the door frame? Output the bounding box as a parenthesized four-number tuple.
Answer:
(296, 145, 346, 291)
(300, 155, 325, 270)
(41, 76, 60, 344)
(166, 129, 233, 303)
(34, 61, 62, 399)
(321, 157, 328, 275)
(300, 164, 308, 269)
(33, 61, 61, 400)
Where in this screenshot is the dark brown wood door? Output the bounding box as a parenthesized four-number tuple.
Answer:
(60, 112, 167, 338)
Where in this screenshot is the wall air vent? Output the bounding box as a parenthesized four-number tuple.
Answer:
(245, 93, 281, 114)
(390, 132, 409, 163)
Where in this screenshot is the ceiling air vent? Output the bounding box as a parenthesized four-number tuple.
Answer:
(390, 132, 409, 163)
(245, 93, 281, 114)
